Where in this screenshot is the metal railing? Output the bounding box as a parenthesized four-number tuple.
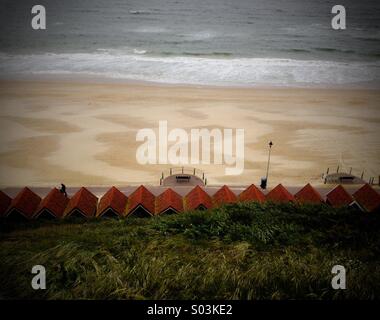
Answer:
(322, 165, 379, 185)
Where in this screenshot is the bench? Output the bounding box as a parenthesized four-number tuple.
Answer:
(176, 175, 191, 183)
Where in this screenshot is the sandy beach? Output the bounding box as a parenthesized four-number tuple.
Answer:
(0, 79, 379, 188)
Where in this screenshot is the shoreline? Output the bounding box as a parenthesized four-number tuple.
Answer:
(1, 74, 379, 91)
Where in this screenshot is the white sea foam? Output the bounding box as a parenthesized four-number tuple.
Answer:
(183, 31, 217, 41)
(133, 49, 147, 55)
(133, 26, 167, 34)
(0, 51, 379, 87)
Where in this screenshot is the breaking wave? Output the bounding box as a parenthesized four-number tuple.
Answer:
(0, 51, 379, 87)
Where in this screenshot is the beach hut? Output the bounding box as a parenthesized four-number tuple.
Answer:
(34, 188, 69, 219)
(184, 185, 213, 211)
(294, 183, 324, 204)
(266, 184, 294, 203)
(155, 188, 184, 215)
(63, 187, 98, 218)
(96, 186, 128, 218)
(0, 191, 12, 217)
(212, 185, 237, 206)
(238, 184, 265, 203)
(5, 187, 41, 220)
(353, 184, 380, 213)
(126, 185, 155, 217)
(325, 185, 354, 208)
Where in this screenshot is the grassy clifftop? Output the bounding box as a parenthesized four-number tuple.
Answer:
(0, 202, 379, 299)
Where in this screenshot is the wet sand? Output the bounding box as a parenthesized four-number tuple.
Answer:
(0, 79, 379, 188)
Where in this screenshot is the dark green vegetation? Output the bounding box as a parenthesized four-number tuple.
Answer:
(0, 202, 379, 299)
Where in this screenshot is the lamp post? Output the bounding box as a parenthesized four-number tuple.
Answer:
(260, 141, 273, 190)
(265, 141, 273, 181)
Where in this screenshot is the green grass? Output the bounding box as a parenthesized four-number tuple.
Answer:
(0, 201, 379, 299)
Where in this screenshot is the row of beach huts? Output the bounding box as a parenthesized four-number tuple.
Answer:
(0, 183, 379, 220)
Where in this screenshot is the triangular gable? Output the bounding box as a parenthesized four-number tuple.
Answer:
(6, 187, 41, 219)
(266, 184, 294, 203)
(213, 185, 237, 206)
(126, 185, 155, 216)
(294, 183, 323, 204)
(155, 188, 183, 215)
(184, 185, 213, 210)
(326, 185, 353, 208)
(353, 184, 380, 213)
(34, 188, 69, 219)
(238, 184, 265, 203)
(64, 187, 98, 218)
(97, 186, 128, 217)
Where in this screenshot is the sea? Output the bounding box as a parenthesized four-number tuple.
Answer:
(0, 0, 379, 87)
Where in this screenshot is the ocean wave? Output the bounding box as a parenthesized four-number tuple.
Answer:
(0, 51, 379, 87)
(354, 37, 380, 42)
(129, 10, 152, 15)
(133, 26, 167, 33)
(133, 49, 147, 55)
(313, 47, 356, 54)
(283, 49, 311, 54)
(182, 31, 217, 41)
(182, 52, 233, 57)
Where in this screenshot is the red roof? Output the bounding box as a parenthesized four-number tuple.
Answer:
(97, 186, 128, 217)
(238, 184, 265, 203)
(353, 184, 380, 213)
(155, 188, 184, 214)
(34, 188, 69, 218)
(213, 185, 237, 206)
(0, 191, 11, 217)
(127, 185, 155, 216)
(294, 183, 323, 204)
(6, 187, 41, 219)
(184, 185, 213, 210)
(2, 182, 379, 221)
(266, 184, 294, 203)
(326, 185, 353, 208)
(64, 187, 98, 217)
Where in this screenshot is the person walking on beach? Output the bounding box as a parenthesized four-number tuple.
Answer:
(60, 183, 67, 197)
